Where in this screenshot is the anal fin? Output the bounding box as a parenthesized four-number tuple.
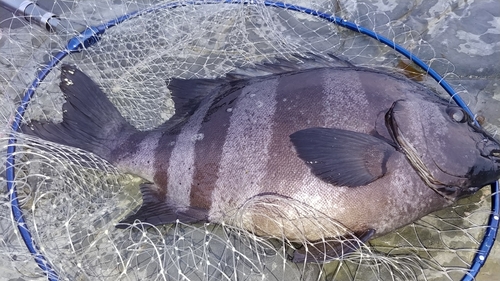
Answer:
(116, 182, 208, 229)
(291, 228, 376, 263)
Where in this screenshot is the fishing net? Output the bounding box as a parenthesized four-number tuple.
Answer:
(1, 0, 499, 280)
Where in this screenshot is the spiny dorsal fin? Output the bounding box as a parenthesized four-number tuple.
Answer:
(167, 78, 223, 119)
(226, 53, 353, 80)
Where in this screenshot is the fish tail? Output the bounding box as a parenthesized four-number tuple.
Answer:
(22, 65, 136, 162)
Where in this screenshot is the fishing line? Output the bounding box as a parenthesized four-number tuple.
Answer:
(4, 1, 498, 280)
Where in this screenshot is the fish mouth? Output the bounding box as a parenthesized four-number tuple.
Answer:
(488, 149, 500, 162)
(477, 138, 500, 167)
(468, 121, 500, 162)
(385, 101, 457, 201)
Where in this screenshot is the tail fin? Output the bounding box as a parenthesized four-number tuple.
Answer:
(22, 65, 136, 162)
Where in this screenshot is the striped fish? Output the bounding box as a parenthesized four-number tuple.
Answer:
(23, 60, 500, 263)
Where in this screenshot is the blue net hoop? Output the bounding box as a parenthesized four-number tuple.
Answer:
(5, 1, 499, 280)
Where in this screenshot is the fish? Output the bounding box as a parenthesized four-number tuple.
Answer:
(22, 59, 500, 263)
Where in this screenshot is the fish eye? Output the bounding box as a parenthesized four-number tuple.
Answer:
(446, 107, 467, 123)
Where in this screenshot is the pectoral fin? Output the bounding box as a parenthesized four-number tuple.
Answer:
(116, 182, 208, 228)
(292, 228, 376, 263)
(290, 127, 397, 187)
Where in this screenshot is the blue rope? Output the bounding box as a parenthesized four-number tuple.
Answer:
(6, 1, 497, 280)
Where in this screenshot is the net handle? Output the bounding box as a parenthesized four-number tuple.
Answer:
(6, 1, 498, 280)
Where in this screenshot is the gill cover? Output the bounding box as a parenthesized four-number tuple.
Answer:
(386, 99, 500, 199)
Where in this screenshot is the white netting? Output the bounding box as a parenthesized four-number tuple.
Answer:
(1, 0, 499, 280)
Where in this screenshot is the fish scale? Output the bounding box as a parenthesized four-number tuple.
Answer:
(320, 66, 369, 129)
(211, 78, 279, 220)
(22, 61, 500, 263)
(166, 80, 219, 208)
(189, 87, 237, 211)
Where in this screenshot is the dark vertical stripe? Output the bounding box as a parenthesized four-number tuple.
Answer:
(261, 70, 329, 195)
(209, 78, 279, 219)
(166, 90, 218, 207)
(189, 86, 241, 210)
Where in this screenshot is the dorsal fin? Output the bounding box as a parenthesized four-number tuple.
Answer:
(167, 77, 223, 119)
(226, 53, 354, 80)
(161, 53, 353, 129)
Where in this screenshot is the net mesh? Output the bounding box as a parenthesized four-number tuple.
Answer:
(0, 0, 499, 280)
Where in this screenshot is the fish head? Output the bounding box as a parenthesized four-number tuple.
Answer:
(385, 98, 500, 200)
